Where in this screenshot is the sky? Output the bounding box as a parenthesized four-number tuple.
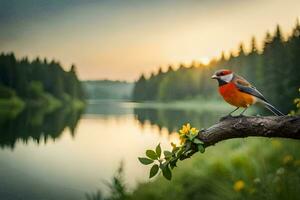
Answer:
(0, 0, 299, 81)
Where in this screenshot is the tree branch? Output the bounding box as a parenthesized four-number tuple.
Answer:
(197, 115, 300, 148)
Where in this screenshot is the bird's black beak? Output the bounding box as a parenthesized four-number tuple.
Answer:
(211, 74, 218, 79)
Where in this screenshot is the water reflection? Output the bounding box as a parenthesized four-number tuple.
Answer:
(0, 106, 83, 149)
(0, 101, 228, 200)
(134, 107, 225, 134)
(85, 100, 133, 116)
(0, 101, 227, 149)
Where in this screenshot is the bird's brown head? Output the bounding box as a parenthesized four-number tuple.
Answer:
(211, 69, 233, 85)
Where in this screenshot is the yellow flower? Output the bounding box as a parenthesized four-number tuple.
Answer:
(190, 127, 199, 135)
(186, 123, 190, 130)
(180, 137, 186, 145)
(283, 155, 293, 165)
(233, 180, 245, 192)
(179, 123, 191, 135)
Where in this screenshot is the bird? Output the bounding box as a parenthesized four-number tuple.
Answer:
(211, 69, 284, 116)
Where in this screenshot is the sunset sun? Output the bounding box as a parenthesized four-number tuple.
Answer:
(199, 57, 211, 65)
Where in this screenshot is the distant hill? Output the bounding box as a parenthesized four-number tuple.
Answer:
(82, 80, 134, 100)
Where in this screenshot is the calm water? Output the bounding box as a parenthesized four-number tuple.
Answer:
(0, 100, 225, 200)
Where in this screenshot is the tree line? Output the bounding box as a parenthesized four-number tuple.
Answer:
(132, 20, 300, 113)
(0, 52, 84, 105)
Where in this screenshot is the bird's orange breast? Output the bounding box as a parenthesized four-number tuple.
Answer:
(219, 82, 256, 108)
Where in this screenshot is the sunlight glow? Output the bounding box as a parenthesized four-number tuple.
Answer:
(1, 0, 300, 80)
(199, 57, 211, 65)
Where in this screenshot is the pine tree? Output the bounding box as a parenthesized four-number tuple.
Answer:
(132, 74, 147, 101)
(249, 36, 263, 89)
(286, 19, 300, 108)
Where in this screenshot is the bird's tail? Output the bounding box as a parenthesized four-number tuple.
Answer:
(261, 101, 284, 116)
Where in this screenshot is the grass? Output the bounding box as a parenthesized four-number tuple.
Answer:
(130, 138, 300, 200)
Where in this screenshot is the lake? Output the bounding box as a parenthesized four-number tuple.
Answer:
(0, 100, 228, 200)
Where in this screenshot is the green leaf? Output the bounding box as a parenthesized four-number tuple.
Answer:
(160, 162, 166, 170)
(156, 143, 161, 158)
(146, 150, 158, 160)
(149, 164, 159, 178)
(188, 134, 194, 141)
(190, 134, 198, 140)
(170, 159, 178, 169)
(138, 157, 154, 165)
(198, 144, 205, 153)
(163, 150, 173, 158)
(193, 138, 204, 144)
(162, 166, 172, 180)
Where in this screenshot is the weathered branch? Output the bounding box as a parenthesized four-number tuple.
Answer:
(197, 115, 300, 148)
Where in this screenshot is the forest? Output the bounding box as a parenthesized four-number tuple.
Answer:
(0, 53, 85, 112)
(132, 21, 300, 113)
(82, 80, 133, 100)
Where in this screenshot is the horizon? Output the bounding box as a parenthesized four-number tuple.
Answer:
(0, 0, 300, 81)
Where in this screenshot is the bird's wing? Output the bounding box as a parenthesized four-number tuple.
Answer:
(233, 75, 268, 102)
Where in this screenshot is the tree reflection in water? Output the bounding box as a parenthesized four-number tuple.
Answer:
(0, 106, 83, 149)
(134, 107, 225, 134)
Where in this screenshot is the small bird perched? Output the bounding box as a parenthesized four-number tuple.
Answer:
(211, 69, 284, 116)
